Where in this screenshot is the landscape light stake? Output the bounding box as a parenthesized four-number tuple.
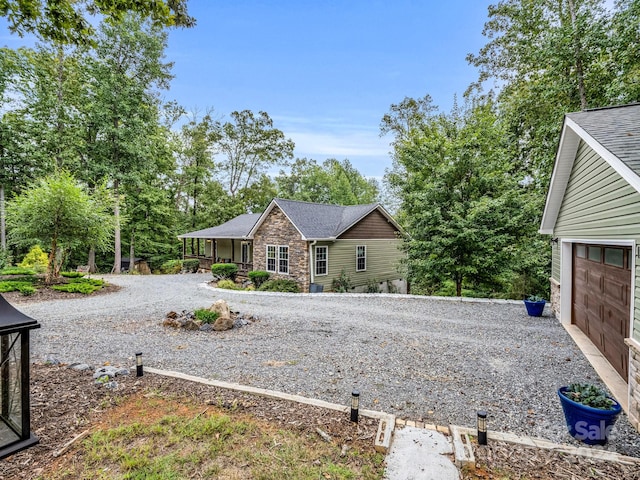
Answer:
(136, 352, 143, 377)
(477, 410, 487, 445)
(351, 391, 360, 423)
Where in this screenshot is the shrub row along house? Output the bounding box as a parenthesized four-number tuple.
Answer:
(178, 198, 406, 294)
(541, 103, 640, 434)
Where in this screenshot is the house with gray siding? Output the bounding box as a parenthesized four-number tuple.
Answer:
(540, 103, 640, 433)
(179, 198, 406, 293)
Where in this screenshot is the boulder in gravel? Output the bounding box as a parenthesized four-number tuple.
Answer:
(183, 319, 201, 331)
(68, 363, 92, 371)
(213, 316, 234, 331)
(209, 300, 231, 319)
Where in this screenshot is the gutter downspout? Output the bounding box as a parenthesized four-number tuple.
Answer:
(309, 240, 317, 286)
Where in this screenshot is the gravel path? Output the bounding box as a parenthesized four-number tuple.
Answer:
(18, 273, 640, 457)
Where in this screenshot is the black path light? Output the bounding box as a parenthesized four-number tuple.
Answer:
(135, 352, 143, 377)
(350, 390, 360, 423)
(0, 294, 40, 459)
(477, 410, 488, 445)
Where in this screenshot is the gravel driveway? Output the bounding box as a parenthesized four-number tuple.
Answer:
(18, 273, 640, 456)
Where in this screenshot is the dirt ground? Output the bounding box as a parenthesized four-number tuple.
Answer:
(0, 363, 381, 479)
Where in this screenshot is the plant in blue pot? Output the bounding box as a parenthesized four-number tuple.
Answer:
(524, 295, 546, 316)
(558, 383, 622, 445)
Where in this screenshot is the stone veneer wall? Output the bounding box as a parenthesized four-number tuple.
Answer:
(549, 278, 561, 319)
(252, 207, 310, 291)
(626, 340, 640, 432)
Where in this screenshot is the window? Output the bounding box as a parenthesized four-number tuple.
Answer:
(356, 245, 366, 272)
(266, 245, 276, 272)
(588, 246, 601, 262)
(315, 246, 328, 276)
(604, 247, 624, 267)
(278, 246, 289, 274)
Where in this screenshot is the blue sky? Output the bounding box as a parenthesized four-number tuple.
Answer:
(1, 1, 496, 179)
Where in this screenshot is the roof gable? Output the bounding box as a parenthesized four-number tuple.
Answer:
(540, 104, 640, 234)
(248, 198, 400, 240)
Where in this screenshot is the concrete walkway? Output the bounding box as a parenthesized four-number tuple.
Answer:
(383, 426, 460, 480)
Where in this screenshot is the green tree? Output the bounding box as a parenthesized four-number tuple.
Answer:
(0, 0, 194, 44)
(276, 158, 379, 205)
(78, 15, 173, 273)
(217, 110, 295, 197)
(386, 99, 532, 297)
(467, 0, 614, 185)
(6, 170, 113, 283)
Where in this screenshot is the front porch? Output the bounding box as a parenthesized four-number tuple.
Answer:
(181, 237, 253, 275)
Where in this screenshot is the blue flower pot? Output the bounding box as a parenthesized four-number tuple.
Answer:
(558, 387, 622, 445)
(524, 299, 545, 316)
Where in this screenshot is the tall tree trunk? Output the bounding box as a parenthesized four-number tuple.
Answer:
(112, 180, 121, 273)
(567, 0, 588, 110)
(87, 247, 96, 273)
(0, 184, 5, 250)
(46, 237, 58, 284)
(129, 231, 135, 273)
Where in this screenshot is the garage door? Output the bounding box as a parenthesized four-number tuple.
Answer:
(572, 244, 631, 380)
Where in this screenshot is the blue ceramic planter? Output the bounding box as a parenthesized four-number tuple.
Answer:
(558, 387, 621, 445)
(524, 299, 545, 316)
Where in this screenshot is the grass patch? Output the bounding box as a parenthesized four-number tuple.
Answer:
(41, 396, 384, 480)
(216, 279, 240, 290)
(194, 309, 219, 324)
(0, 266, 36, 275)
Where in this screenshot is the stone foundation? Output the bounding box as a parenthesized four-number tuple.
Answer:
(549, 277, 561, 319)
(626, 338, 640, 433)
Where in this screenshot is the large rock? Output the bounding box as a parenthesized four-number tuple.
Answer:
(213, 316, 234, 331)
(209, 300, 231, 319)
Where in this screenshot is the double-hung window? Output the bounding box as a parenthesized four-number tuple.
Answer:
(266, 245, 277, 272)
(315, 246, 328, 276)
(278, 246, 289, 274)
(356, 245, 366, 272)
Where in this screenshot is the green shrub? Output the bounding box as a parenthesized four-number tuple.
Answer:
(69, 277, 104, 287)
(258, 279, 300, 293)
(194, 309, 220, 324)
(248, 270, 270, 288)
(51, 283, 99, 294)
(0, 249, 12, 270)
(211, 263, 238, 281)
(61, 271, 85, 278)
(182, 259, 200, 273)
(216, 279, 240, 290)
(18, 284, 36, 296)
(365, 278, 380, 293)
(0, 281, 35, 293)
(0, 266, 36, 276)
(331, 269, 352, 293)
(160, 260, 183, 274)
(18, 245, 48, 273)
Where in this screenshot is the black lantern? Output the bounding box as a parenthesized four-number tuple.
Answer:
(0, 294, 40, 459)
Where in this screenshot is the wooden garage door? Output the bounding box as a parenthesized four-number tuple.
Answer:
(572, 244, 631, 380)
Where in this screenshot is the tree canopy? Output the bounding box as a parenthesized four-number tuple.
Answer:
(0, 0, 194, 44)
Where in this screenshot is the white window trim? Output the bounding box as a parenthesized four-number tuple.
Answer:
(315, 245, 328, 276)
(356, 245, 366, 272)
(278, 245, 289, 275)
(266, 245, 277, 273)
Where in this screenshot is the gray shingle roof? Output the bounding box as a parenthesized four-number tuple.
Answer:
(567, 103, 640, 173)
(177, 213, 261, 239)
(273, 198, 380, 239)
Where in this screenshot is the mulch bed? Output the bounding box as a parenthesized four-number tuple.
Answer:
(0, 363, 381, 479)
(2, 282, 121, 304)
